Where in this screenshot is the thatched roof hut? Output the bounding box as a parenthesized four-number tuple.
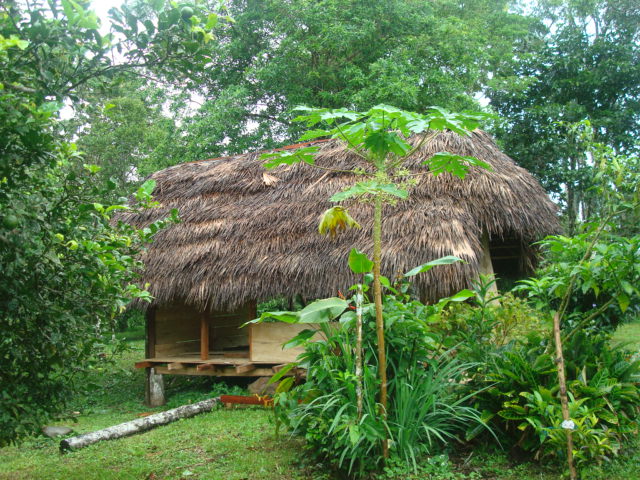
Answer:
(122, 130, 559, 311)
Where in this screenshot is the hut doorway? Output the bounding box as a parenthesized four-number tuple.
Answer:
(487, 235, 530, 291)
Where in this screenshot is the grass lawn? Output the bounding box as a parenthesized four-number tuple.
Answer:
(1, 319, 639, 480)
(612, 314, 640, 351)
(0, 339, 306, 480)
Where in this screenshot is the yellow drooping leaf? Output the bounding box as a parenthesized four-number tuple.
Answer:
(318, 206, 361, 238)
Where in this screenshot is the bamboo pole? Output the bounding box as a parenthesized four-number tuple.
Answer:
(552, 312, 577, 480)
(355, 283, 364, 419)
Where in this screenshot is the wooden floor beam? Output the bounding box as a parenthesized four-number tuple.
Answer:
(235, 363, 255, 374)
(167, 362, 186, 371)
(135, 361, 155, 369)
(196, 364, 216, 372)
(156, 365, 275, 377)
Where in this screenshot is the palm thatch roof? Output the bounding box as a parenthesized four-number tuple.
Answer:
(120, 130, 559, 311)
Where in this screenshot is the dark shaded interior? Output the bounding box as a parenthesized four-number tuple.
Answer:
(489, 236, 532, 291)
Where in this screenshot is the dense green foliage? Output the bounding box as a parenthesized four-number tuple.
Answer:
(515, 133, 640, 330)
(0, 164, 173, 443)
(2, 329, 638, 479)
(517, 232, 640, 330)
(274, 292, 489, 477)
(429, 275, 640, 474)
(269, 262, 639, 477)
(470, 329, 640, 468)
(489, 0, 640, 229)
(0, 0, 223, 443)
(65, 0, 639, 231)
(149, 0, 533, 160)
(51, 0, 639, 242)
(64, 80, 179, 196)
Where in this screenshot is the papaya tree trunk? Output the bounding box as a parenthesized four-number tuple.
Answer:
(373, 195, 388, 459)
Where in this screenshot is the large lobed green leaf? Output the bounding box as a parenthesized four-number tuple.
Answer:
(249, 297, 348, 325)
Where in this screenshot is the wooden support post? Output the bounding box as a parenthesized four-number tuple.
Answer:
(144, 308, 163, 407)
(144, 367, 165, 407)
(200, 312, 210, 360)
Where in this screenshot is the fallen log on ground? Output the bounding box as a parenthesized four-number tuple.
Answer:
(60, 397, 219, 452)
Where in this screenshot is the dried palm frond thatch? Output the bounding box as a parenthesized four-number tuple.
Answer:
(119, 130, 559, 310)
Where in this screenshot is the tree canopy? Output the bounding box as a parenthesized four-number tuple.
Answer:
(0, 0, 224, 443)
(71, 0, 640, 230)
(488, 0, 640, 230)
(160, 0, 535, 160)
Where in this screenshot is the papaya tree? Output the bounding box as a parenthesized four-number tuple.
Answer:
(260, 104, 490, 458)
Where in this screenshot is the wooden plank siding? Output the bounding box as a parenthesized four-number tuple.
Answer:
(143, 301, 321, 373)
(153, 303, 251, 358)
(250, 323, 320, 363)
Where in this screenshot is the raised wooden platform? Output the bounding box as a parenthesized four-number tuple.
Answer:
(134, 351, 286, 377)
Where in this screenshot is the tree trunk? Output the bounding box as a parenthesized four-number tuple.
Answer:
(372, 196, 389, 459)
(60, 397, 219, 452)
(566, 156, 577, 235)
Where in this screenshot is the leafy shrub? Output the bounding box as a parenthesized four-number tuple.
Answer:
(274, 293, 491, 477)
(388, 353, 489, 470)
(499, 388, 621, 467)
(425, 274, 640, 471)
(0, 173, 175, 444)
(437, 282, 547, 361)
(516, 232, 640, 331)
(275, 322, 384, 476)
(469, 329, 640, 469)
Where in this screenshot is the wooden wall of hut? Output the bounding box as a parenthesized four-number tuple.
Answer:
(148, 302, 253, 360)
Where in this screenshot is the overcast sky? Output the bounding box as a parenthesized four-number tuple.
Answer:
(92, 0, 124, 33)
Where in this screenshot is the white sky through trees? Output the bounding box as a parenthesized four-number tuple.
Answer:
(93, 0, 124, 33)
